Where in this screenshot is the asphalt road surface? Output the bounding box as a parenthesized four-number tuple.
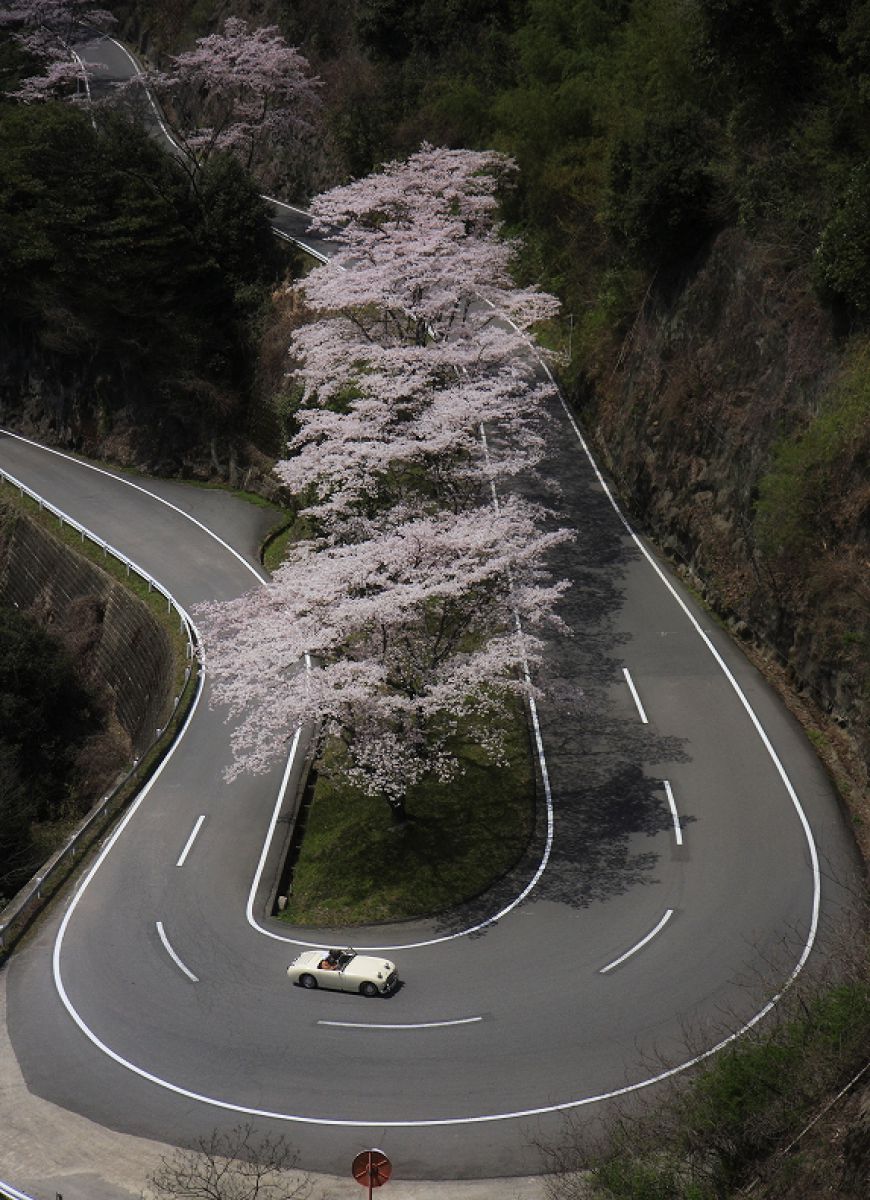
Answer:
(0, 30, 863, 1188)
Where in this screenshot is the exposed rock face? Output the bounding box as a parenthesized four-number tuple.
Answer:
(0, 334, 218, 481)
(0, 326, 285, 497)
(574, 228, 868, 840)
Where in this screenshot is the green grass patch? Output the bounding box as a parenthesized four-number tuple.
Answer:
(261, 517, 297, 573)
(279, 704, 535, 926)
(261, 510, 316, 572)
(754, 343, 870, 560)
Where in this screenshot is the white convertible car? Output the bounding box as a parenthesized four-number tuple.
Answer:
(287, 948, 399, 997)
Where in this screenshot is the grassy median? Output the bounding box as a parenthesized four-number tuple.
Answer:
(278, 706, 535, 926)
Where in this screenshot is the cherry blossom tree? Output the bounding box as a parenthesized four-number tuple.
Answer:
(301, 146, 556, 335)
(136, 18, 321, 171)
(1, 0, 115, 102)
(197, 147, 571, 821)
(280, 146, 560, 538)
(197, 497, 570, 821)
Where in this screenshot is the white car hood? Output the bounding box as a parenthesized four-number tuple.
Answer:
(347, 955, 395, 977)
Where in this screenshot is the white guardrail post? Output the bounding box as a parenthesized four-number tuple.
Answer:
(0, 466, 198, 959)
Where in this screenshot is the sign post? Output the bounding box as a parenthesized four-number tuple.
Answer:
(351, 1148, 392, 1200)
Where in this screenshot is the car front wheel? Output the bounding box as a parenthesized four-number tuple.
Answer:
(360, 981, 379, 997)
(300, 974, 318, 989)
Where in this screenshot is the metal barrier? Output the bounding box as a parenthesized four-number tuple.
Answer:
(0, 465, 199, 959)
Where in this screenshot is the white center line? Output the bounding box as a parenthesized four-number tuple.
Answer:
(317, 1017, 482, 1030)
(663, 780, 684, 846)
(155, 921, 199, 983)
(599, 910, 674, 974)
(622, 667, 649, 724)
(176, 815, 205, 867)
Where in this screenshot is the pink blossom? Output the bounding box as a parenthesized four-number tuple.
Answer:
(132, 18, 321, 169)
(196, 499, 572, 797)
(280, 147, 560, 540)
(199, 148, 572, 805)
(2, 0, 115, 102)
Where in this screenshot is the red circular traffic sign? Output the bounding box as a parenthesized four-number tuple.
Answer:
(352, 1149, 392, 1188)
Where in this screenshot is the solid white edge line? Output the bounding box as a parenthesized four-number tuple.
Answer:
(176, 815, 206, 868)
(663, 780, 684, 846)
(102, 35, 186, 153)
(40, 353, 827, 1128)
(244, 382, 556, 952)
(262, 194, 313, 218)
(0, 429, 268, 585)
(564, 380, 822, 962)
(156, 921, 199, 983)
(245, 686, 555, 953)
(622, 666, 649, 724)
(0, 1181, 37, 1200)
(481, 295, 820, 951)
(245, 727, 302, 940)
(40, 304, 827, 1127)
(318, 1018, 483, 1029)
(599, 910, 674, 974)
(271, 228, 331, 263)
(32, 96, 822, 1123)
(69, 47, 93, 105)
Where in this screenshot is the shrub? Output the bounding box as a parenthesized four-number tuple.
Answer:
(591, 1156, 714, 1200)
(754, 349, 870, 560)
(814, 163, 870, 314)
(605, 105, 718, 267)
(547, 973, 870, 1200)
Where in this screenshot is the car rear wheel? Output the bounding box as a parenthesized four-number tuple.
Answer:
(300, 974, 317, 989)
(360, 981, 379, 997)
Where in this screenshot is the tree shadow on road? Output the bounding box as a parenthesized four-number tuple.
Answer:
(432, 428, 693, 937)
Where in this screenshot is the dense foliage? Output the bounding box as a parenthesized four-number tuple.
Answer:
(218, 0, 869, 343)
(11, 0, 870, 457)
(0, 92, 281, 462)
(546, 974, 870, 1199)
(0, 603, 98, 901)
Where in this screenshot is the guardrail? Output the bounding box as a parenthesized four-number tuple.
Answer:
(0, 465, 199, 960)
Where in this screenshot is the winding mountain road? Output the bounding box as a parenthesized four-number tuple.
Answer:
(0, 30, 862, 1188)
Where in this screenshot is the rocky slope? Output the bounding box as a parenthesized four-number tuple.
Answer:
(572, 227, 869, 861)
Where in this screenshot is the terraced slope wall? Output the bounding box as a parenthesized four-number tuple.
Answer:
(0, 501, 174, 757)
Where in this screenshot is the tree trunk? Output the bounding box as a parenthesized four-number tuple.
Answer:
(388, 795, 408, 827)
